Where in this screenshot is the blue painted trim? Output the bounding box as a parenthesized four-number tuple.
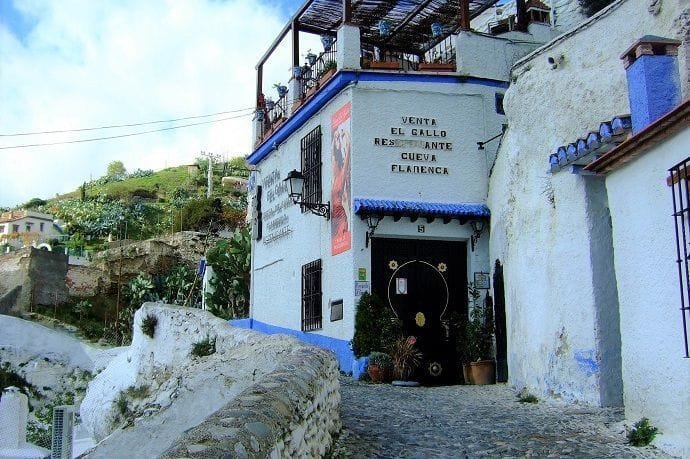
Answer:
(248, 70, 509, 165)
(353, 198, 490, 219)
(229, 318, 355, 373)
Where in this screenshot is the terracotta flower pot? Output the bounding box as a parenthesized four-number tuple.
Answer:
(462, 362, 474, 384)
(469, 360, 495, 385)
(368, 363, 386, 383)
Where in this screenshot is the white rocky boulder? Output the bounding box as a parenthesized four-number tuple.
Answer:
(79, 303, 307, 458)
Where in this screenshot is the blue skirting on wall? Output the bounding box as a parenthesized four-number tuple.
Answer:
(229, 318, 357, 374)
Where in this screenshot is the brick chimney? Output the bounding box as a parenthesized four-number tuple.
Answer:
(622, 35, 682, 134)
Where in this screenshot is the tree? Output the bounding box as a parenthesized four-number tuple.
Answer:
(22, 197, 47, 209)
(205, 227, 251, 319)
(578, 0, 614, 17)
(106, 160, 126, 177)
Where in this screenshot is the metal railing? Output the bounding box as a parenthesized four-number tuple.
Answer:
(669, 156, 690, 358)
(298, 39, 338, 98)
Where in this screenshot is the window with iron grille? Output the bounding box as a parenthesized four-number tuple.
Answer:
(300, 126, 322, 209)
(668, 156, 690, 358)
(301, 259, 323, 331)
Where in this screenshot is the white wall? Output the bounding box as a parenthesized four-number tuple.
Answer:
(488, 0, 688, 406)
(606, 129, 690, 457)
(251, 77, 507, 341)
(251, 89, 355, 340)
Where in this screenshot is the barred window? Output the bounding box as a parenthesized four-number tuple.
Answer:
(301, 259, 323, 331)
(668, 156, 690, 357)
(301, 126, 322, 208)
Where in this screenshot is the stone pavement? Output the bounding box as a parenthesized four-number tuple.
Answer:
(329, 376, 671, 458)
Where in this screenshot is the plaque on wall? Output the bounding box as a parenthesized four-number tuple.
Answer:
(474, 271, 490, 289)
(330, 299, 343, 322)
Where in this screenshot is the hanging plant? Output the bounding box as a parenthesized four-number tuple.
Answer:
(305, 50, 318, 66)
(265, 98, 275, 111)
(273, 83, 288, 98)
(320, 35, 334, 51)
(378, 19, 391, 37)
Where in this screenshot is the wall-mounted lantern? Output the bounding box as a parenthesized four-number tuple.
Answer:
(365, 215, 383, 247)
(470, 220, 486, 252)
(284, 170, 330, 219)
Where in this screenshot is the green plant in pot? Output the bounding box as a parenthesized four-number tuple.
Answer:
(367, 351, 392, 383)
(352, 292, 403, 358)
(317, 60, 337, 82)
(389, 336, 422, 386)
(466, 283, 495, 385)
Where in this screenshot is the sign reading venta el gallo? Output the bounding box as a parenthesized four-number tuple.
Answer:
(373, 116, 453, 175)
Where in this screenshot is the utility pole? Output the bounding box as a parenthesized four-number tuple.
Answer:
(200, 151, 221, 198)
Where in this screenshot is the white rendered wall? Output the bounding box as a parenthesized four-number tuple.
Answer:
(487, 0, 689, 406)
(605, 130, 690, 457)
(251, 77, 506, 341)
(251, 90, 355, 341)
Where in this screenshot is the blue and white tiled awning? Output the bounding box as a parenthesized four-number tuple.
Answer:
(548, 115, 632, 173)
(353, 198, 490, 221)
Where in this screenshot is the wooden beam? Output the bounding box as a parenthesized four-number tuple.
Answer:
(343, 0, 352, 24)
(255, 0, 314, 69)
(292, 19, 300, 68)
(459, 0, 470, 30)
(256, 65, 263, 106)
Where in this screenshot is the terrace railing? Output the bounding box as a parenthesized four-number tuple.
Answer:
(300, 39, 338, 95)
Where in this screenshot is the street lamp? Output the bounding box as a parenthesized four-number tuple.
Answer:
(284, 169, 330, 219)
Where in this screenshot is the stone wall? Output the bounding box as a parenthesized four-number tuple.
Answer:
(0, 249, 30, 313)
(0, 247, 68, 313)
(162, 346, 341, 458)
(29, 247, 69, 306)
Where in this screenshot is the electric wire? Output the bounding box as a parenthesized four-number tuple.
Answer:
(0, 90, 307, 150)
(0, 111, 254, 150)
(0, 106, 257, 137)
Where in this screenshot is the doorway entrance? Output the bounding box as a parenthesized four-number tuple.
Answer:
(371, 237, 467, 383)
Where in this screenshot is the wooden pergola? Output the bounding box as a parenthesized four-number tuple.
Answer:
(256, 0, 517, 103)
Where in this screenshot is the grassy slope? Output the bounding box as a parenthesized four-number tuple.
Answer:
(57, 166, 193, 201)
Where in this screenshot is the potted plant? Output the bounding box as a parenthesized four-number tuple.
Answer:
(305, 50, 318, 66)
(467, 283, 496, 385)
(265, 98, 275, 111)
(273, 83, 288, 98)
(318, 60, 337, 84)
(367, 351, 392, 383)
(320, 35, 334, 51)
(389, 336, 423, 386)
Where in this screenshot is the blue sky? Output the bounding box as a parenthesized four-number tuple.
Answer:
(0, 0, 311, 207)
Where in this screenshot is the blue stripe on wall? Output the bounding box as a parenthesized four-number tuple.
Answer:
(229, 318, 355, 373)
(248, 70, 509, 165)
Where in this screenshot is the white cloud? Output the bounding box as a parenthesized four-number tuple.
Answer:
(0, 0, 305, 207)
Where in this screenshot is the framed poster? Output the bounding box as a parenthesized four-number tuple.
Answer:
(474, 272, 490, 289)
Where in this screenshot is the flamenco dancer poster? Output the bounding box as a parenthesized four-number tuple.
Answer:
(331, 102, 352, 256)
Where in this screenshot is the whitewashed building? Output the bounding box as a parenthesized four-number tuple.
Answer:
(0, 210, 64, 251)
(238, 0, 690, 453)
(487, 0, 690, 454)
(237, 0, 566, 383)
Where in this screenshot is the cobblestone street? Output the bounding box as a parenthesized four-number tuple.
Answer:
(329, 377, 670, 458)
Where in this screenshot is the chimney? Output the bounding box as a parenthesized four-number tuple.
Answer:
(622, 35, 682, 134)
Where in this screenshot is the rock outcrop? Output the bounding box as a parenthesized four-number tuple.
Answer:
(80, 303, 339, 458)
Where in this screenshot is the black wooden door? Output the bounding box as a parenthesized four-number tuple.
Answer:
(371, 238, 467, 383)
(493, 259, 508, 382)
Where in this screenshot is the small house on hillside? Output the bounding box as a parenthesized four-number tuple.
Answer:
(0, 210, 65, 251)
